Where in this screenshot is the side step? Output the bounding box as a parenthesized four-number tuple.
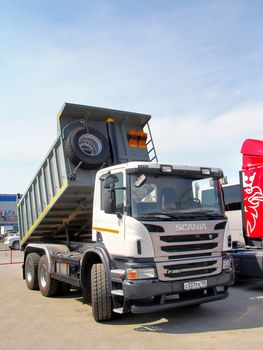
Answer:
(111, 289, 124, 296)
(51, 273, 80, 287)
(113, 307, 124, 314)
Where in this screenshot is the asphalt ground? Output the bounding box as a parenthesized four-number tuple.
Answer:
(0, 250, 263, 350)
(0, 243, 23, 264)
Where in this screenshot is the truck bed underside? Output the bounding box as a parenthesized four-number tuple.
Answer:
(21, 186, 93, 247)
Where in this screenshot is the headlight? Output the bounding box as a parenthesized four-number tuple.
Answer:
(126, 267, 157, 279)
(222, 257, 232, 271)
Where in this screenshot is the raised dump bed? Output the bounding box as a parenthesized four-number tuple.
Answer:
(18, 103, 156, 249)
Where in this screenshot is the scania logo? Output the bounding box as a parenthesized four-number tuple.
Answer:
(175, 223, 207, 231)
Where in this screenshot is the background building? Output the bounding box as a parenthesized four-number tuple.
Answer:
(0, 194, 18, 233)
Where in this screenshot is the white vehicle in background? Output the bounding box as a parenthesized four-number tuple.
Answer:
(4, 232, 20, 250)
(222, 184, 244, 247)
(202, 183, 243, 247)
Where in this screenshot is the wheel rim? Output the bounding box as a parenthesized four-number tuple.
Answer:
(26, 260, 33, 282)
(40, 264, 47, 288)
(78, 134, 102, 156)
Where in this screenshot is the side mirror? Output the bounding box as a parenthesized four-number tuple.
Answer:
(103, 178, 117, 214)
(104, 187, 116, 214)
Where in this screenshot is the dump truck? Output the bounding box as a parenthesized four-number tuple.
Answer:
(18, 103, 234, 322)
(230, 139, 263, 278)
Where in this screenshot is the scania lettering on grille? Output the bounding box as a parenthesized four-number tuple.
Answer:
(175, 223, 207, 231)
(167, 269, 182, 275)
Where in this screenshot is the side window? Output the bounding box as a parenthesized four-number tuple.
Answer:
(101, 172, 124, 213)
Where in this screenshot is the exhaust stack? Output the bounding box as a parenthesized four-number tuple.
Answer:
(106, 118, 120, 165)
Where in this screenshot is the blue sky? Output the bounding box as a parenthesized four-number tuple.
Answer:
(1, 0, 263, 193)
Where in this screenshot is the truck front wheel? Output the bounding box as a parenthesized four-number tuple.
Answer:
(25, 253, 40, 290)
(91, 263, 113, 322)
(38, 255, 60, 297)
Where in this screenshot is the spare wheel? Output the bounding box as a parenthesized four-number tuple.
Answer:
(65, 127, 109, 169)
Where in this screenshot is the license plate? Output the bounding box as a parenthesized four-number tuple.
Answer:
(184, 280, 207, 290)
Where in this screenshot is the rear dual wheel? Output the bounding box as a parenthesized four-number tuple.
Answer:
(25, 253, 70, 296)
(38, 255, 60, 297)
(25, 253, 40, 290)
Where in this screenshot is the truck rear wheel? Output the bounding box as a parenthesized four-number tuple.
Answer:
(38, 255, 60, 297)
(91, 263, 112, 322)
(65, 127, 109, 169)
(25, 253, 40, 290)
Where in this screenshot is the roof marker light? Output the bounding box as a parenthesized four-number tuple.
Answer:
(201, 168, 211, 175)
(161, 165, 173, 173)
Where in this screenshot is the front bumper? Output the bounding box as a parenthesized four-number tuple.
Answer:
(122, 270, 234, 314)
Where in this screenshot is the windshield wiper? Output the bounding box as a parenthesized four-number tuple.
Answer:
(136, 212, 174, 220)
(165, 211, 224, 220)
(136, 211, 224, 221)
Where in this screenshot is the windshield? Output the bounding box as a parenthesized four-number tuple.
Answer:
(130, 174, 224, 220)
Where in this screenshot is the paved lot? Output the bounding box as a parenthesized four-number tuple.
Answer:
(0, 244, 23, 264)
(1, 260, 263, 350)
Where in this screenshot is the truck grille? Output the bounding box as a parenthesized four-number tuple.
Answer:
(148, 222, 224, 282)
(157, 256, 222, 281)
(160, 233, 218, 242)
(161, 243, 218, 253)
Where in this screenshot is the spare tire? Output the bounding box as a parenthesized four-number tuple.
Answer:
(65, 127, 110, 169)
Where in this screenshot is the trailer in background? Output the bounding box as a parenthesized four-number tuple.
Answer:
(230, 139, 263, 279)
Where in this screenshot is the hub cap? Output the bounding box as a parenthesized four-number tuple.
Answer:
(40, 264, 48, 288)
(78, 134, 102, 156)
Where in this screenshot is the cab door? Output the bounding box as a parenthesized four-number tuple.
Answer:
(92, 169, 126, 256)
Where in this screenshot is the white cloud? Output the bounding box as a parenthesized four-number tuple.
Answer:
(150, 104, 263, 185)
(151, 104, 263, 152)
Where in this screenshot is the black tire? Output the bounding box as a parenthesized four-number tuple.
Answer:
(59, 282, 71, 295)
(25, 253, 40, 290)
(65, 127, 109, 169)
(38, 255, 60, 297)
(12, 240, 20, 250)
(91, 263, 112, 322)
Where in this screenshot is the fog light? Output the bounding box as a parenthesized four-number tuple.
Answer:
(223, 257, 232, 271)
(126, 267, 157, 279)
